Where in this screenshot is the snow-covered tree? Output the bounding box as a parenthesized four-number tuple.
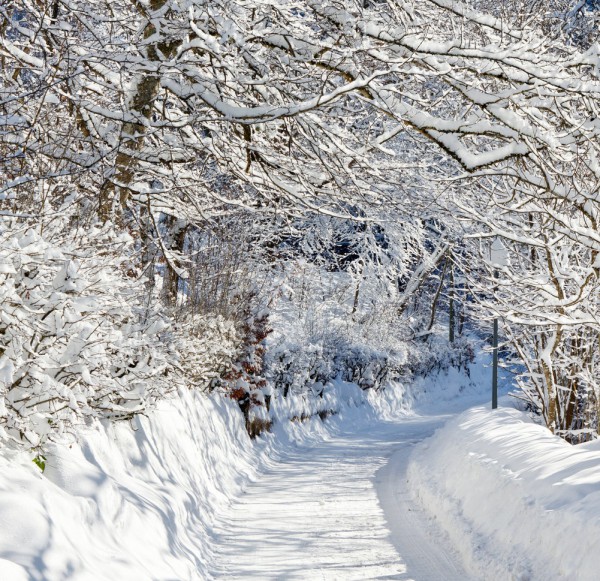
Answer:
(3, 0, 600, 440)
(0, 218, 178, 448)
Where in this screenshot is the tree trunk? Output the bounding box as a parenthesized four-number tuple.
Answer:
(448, 259, 455, 343)
(162, 215, 188, 307)
(98, 0, 181, 221)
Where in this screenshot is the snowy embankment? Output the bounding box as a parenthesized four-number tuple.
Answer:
(0, 390, 261, 581)
(0, 380, 383, 580)
(408, 403, 600, 580)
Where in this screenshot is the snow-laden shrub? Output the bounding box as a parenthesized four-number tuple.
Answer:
(171, 314, 239, 391)
(266, 328, 473, 396)
(264, 262, 475, 407)
(0, 222, 177, 448)
(220, 311, 273, 438)
(266, 336, 411, 395)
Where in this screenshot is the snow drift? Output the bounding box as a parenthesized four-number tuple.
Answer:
(408, 404, 600, 580)
(0, 379, 381, 580)
(0, 389, 261, 580)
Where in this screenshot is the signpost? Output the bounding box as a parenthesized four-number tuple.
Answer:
(490, 238, 508, 410)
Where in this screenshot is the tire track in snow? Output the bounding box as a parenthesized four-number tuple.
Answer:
(375, 424, 470, 580)
(210, 416, 473, 580)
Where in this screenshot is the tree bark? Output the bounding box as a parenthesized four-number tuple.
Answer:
(98, 0, 181, 221)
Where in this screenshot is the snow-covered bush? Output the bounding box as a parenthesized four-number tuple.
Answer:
(267, 322, 473, 400)
(171, 314, 239, 391)
(0, 221, 177, 449)
(220, 310, 273, 438)
(264, 259, 475, 414)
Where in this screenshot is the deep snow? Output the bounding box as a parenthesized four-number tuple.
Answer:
(0, 390, 261, 580)
(0, 366, 484, 580)
(409, 398, 600, 580)
(3, 354, 597, 581)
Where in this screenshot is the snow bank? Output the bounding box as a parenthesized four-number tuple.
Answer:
(0, 357, 485, 580)
(0, 379, 383, 580)
(408, 403, 600, 580)
(0, 389, 261, 580)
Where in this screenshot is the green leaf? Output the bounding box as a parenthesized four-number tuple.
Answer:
(32, 455, 47, 473)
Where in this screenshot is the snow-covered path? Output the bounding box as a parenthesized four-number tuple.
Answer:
(211, 414, 472, 580)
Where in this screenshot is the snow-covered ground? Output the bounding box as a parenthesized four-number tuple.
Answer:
(209, 361, 492, 580)
(409, 399, 600, 580)
(0, 364, 484, 580)
(2, 355, 598, 581)
(210, 413, 469, 580)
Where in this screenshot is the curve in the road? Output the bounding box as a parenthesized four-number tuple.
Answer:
(210, 415, 472, 580)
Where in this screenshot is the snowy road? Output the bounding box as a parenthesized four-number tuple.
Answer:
(211, 413, 472, 580)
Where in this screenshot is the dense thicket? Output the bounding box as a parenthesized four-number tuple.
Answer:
(1, 0, 600, 445)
